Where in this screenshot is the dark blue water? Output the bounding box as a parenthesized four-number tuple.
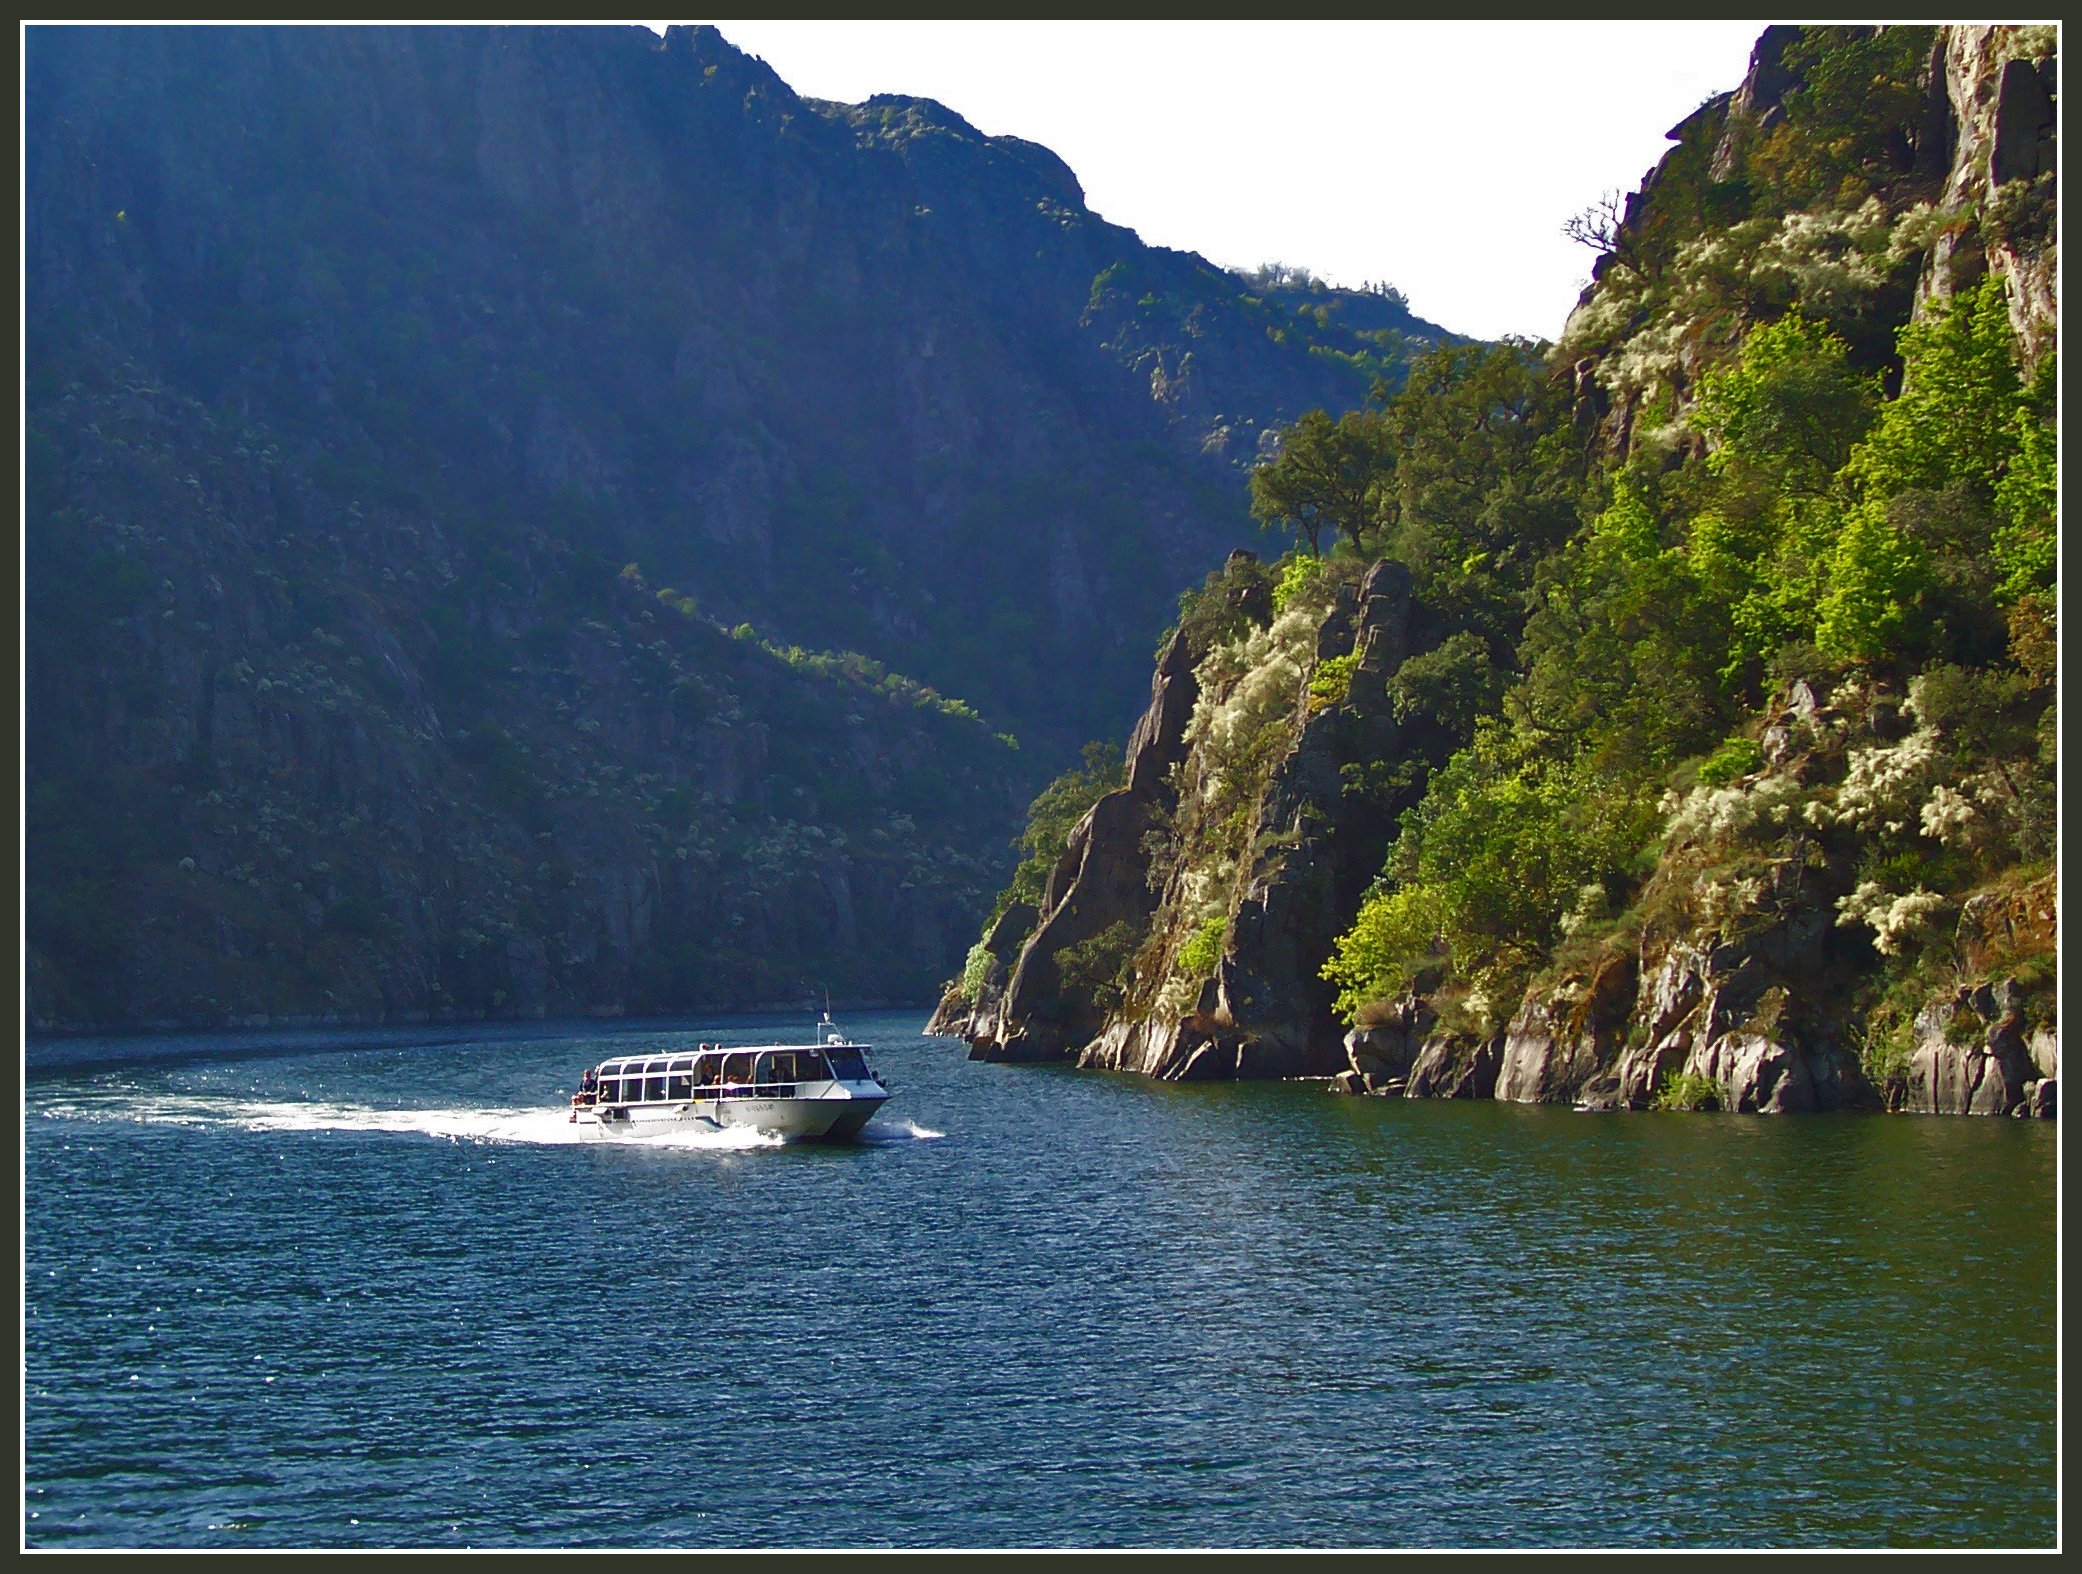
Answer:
(24, 1010, 2057, 1548)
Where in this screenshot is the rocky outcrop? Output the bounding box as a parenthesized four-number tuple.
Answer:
(1918, 27, 2058, 363)
(1333, 1009, 1426, 1096)
(1198, 565, 1415, 1071)
(1329, 996, 1502, 1101)
(923, 898, 1034, 1038)
(1071, 563, 1429, 1080)
(1494, 952, 1637, 1105)
(1405, 1029, 1503, 1101)
(1955, 873, 2058, 974)
(966, 630, 1198, 1063)
(968, 555, 1439, 1080)
(1897, 979, 2050, 1117)
(1612, 947, 1865, 1114)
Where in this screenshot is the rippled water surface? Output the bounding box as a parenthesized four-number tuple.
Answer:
(24, 1010, 2057, 1548)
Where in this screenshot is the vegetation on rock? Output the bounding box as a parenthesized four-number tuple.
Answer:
(950, 23, 2058, 1114)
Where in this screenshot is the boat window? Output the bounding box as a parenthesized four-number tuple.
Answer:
(795, 1051, 830, 1080)
(597, 1078, 619, 1104)
(645, 1074, 668, 1101)
(668, 1058, 694, 1074)
(668, 1073, 693, 1099)
(724, 1053, 753, 1085)
(696, 1059, 719, 1085)
(826, 1046, 870, 1080)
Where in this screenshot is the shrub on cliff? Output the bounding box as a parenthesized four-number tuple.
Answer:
(1650, 1070, 1723, 1112)
(993, 741, 1128, 921)
(1169, 551, 1275, 662)
(1322, 736, 1659, 1022)
(1053, 919, 1140, 1014)
(1175, 915, 1227, 982)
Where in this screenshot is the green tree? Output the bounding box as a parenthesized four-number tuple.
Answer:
(1991, 354, 2057, 604)
(1813, 276, 2024, 664)
(1814, 501, 1929, 663)
(1387, 630, 1505, 738)
(1843, 276, 2021, 503)
(1249, 407, 1387, 555)
(1520, 480, 1730, 763)
(1690, 307, 1877, 495)
(1375, 341, 1584, 648)
(1322, 731, 1658, 1020)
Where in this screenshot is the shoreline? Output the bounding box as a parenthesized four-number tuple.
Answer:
(25, 997, 934, 1040)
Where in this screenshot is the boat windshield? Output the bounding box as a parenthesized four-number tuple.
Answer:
(825, 1045, 872, 1080)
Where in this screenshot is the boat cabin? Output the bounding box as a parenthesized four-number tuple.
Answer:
(577, 1043, 875, 1110)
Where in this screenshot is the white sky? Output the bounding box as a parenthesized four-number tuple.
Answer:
(681, 20, 1769, 342)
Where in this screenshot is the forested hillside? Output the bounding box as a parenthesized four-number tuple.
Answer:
(25, 24, 1450, 1028)
(939, 24, 2058, 1117)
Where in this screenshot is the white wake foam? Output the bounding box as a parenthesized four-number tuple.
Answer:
(868, 1118, 945, 1142)
(37, 1094, 786, 1149)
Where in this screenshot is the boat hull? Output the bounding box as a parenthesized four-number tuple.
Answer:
(581, 1088, 887, 1142)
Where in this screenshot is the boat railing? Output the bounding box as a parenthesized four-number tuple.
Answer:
(590, 1078, 803, 1107)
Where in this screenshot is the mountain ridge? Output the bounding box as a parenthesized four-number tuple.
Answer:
(25, 21, 1455, 1029)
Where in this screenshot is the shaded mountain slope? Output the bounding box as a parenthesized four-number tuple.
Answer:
(25, 23, 1453, 1028)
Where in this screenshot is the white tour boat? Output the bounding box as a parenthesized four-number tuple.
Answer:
(569, 1014, 890, 1140)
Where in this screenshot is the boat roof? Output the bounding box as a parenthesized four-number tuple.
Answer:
(590, 1041, 865, 1072)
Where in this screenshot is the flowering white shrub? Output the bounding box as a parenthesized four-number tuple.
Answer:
(1555, 263, 1649, 359)
(1564, 199, 1952, 408)
(1823, 727, 1941, 831)
(1835, 881, 1949, 955)
(1664, 772, 1803, 845)
(1699, 872, 1768, 929)
(1185, 604, 1315, 798)
(1918, 770, 2018, 849)
(1919, 783, 1976, 843)
(1754, 200, 1896, 316)
(1883, 202, 1950, 266)
(1556, 880, 1610, 939)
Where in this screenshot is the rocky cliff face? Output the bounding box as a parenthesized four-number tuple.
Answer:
(941, 24, 2057, 1119)
(1918, 26, 2059, 362)
(25, 24, 1453, 1029)
(950, 552, 1456, 1080)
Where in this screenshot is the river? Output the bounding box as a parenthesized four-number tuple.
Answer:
(23, 1009, 2057, 1548)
